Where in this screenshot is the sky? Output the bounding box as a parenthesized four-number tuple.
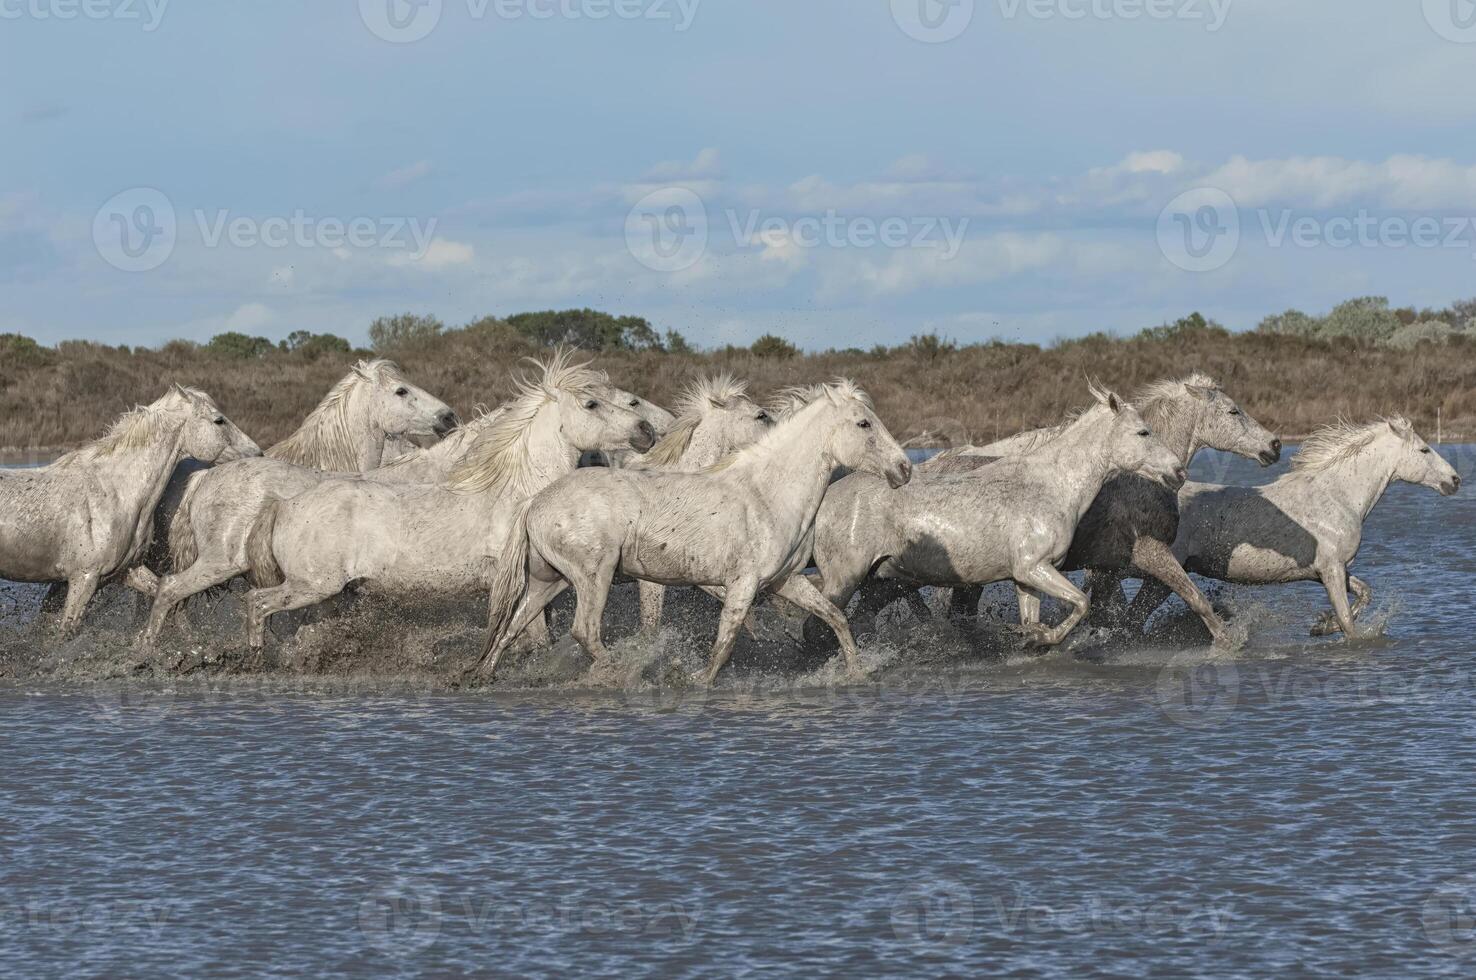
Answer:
(2, 0, 1475, 350)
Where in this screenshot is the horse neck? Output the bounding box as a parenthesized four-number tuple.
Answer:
(1306, 444, 1400, 520)
(738, 409, 839, 536)
(90, 426, 187, 519)
(1025, 413, 1119, 513)
(679, 418, 729, 469)
(1142, 396, 1199, 465)
(343, 384, 388, 472)
(478, 402, 581, 507)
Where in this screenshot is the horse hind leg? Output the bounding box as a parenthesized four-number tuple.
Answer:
(57, 572, 101, 635)
(1014, 563, 1089, 648)
(139, 556, 246, 647)
(567, 556, 620, 662)
(1128, 537, 1233, 647)
(773, 574, 864, 677)
(700, 578, 759, 687)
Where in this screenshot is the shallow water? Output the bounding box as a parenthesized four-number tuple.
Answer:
(4, 447, 1476, 976)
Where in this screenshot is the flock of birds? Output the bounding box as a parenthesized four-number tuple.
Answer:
(0, 349, 1460, 685)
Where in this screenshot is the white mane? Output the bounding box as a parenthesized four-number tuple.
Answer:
(266, 359, 404, 471)
(1292, 417, 1412, 472)
(711, 379, 870, 472)
(53, 385, 212, 466)
(446, 349, 605, 497)
(643, 374, 752, 467)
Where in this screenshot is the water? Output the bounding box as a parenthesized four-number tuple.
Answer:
(4, 448, 1476, 976)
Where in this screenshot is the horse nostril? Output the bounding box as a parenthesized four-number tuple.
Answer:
(638, 420, 656, 442)
(1174, 467, 1188, 483)
(1271, 439, 1282, 452)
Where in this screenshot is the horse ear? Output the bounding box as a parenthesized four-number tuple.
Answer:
(1184, 384, 1215, 402)
(1388, 416, 1414, 438)
(1107, 392, 1125, 414)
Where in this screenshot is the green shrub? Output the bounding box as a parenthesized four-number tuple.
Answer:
(750, 334, 799, 358)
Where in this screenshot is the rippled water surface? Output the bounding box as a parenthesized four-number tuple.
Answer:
(5, 448, 1476, 976)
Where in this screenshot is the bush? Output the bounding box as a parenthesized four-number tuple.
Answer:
(0, 333, 52, 368)
(369, 313, 444, 352)
(750, 334, 799, 358)
(908, 332, 957, 363)
(1257, 309, 1321, 336)
(1380, 320, 1456, 350)
(505, 309, 662, 351)
(1320, 296, 1400, 342)
(282, 330, 351, 360)
(1139, 312, 1229, 342)
(206, 332, 276, 359)
(664, 329, 695, 354)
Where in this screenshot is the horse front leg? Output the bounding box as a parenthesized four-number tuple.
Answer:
(568, 557, 619, 662)
(1129, 537, 1232, 647)
(1314, 564, 1361, 638)
(1015, 583, 1041, 627)
(949, 586, 983, 619)
(1085, 569, 1128, 627)
(638, 580, 666, 636)
(246, 580, 342, 651)
(772, 574, 864, 677)
(699, 577, 758, 687)
(1014, 563, 1088, 648)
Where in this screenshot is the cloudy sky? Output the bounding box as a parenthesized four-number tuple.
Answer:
(3, 0, 1475, 349)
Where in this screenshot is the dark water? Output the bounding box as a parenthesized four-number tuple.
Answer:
(5, 448, 1476, 977)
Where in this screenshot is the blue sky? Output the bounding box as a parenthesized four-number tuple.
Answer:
(3, 0, 1475, 349)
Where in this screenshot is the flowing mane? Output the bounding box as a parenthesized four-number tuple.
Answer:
(1134, 372, 1220, 408)
(767, 383, 828, 421)
(642, 373, 751, 467)
(446, 349, 605, 497)
(53, 386, 211, 466)
(1291, 417, 1410, 472)
(266, 359, 404, 470)
(710, 379, 869, 472)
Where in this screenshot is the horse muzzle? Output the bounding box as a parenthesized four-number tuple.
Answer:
(1163, 466, 1188, 491)
(1258, 439, 1282, 466)
(887, 459, 913, 489)
(1441, 475, 1461, 496)
(630, 421, 657, 452)
(433, 411, 461, 436)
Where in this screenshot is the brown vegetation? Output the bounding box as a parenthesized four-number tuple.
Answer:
(4, 315, 1476, 453)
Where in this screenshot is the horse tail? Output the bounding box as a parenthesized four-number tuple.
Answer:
(168, 473, 204, 571)
(481, 498, 535, 666)
(245, 497, 284, 589)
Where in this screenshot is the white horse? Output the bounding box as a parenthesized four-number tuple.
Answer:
(239, 352, 656, 649)
(626, 373, 774, 633)
(0, 386, 259, 632)
(919, 373, 1281, 643)
(811, 384, 1185, 648)
(136, 359, 458, 645)
(1128, 417, 1459, 638)
(473, 380, 913, 686)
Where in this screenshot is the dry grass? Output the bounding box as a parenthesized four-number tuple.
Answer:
(4, 330, 1476, 452)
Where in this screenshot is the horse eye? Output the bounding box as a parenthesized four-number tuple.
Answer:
(585, 400, 600, 410)
(756, 411, 769, 421)
(857, 419, 871, 429)
(628, 399, 640, 408)
(213, 418, 226, 426)
(1421, 447, 1432, 454)
(1228, 409, 1241, 416)
(395, 387, 409, 397)
(1138, 429, 1151, 437)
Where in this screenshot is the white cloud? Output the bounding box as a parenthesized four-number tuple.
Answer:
(389, 238, 475, 269)
(376, 159, 434, 191)
(225, 302, 275, 332)
(645, 147, 722, 181)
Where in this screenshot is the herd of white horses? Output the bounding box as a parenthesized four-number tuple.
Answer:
(0, 349, 1461, 685)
